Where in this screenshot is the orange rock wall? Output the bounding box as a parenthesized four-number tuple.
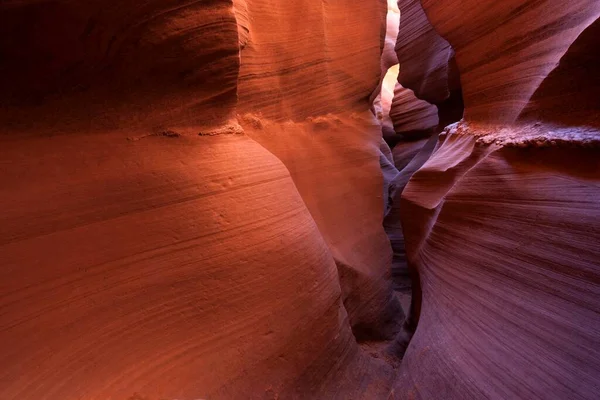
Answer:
(0, 0, 400, 398)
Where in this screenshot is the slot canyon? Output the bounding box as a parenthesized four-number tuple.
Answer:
(1, 0, 599, 398)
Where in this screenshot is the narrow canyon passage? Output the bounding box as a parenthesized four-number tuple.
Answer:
(1, 1, 599, 399)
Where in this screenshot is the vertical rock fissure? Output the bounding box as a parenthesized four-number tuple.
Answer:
(378, 0, 468, 363)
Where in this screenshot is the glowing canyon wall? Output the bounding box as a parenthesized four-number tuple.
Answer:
(1, 0, 599, 399)
(1, 0, 401, 398)
(389, 1, 600, 399)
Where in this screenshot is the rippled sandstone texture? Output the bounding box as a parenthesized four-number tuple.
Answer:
(390, 0, 463, 135)
(2, 0, 600, 399)
(392, 1, 600, 399)
(234, 0, 402, 342)
(420, 0, 600, 124)
(0, 0, 402, 399)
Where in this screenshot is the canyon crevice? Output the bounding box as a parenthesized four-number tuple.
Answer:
(1, 1, 599, 399)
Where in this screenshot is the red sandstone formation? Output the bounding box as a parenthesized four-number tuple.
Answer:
(389, 85, 438, 135)
(420, 0, 600, 123)
(381, 0, 401, 72)
(235, 0, 386, 121)
(395, 0, 453, 104)
(234, 0, 401, 341)
(520, 17, 600, 128)
(393, 1, 600, 399)
(390, 0, 463, 135)
(1, 0, 599, 399)
(382, 0, 447, 302)
(1, 0, 401, 398)
(240, 114, 402, 340)
(0, 0, 241, 133)
(3, 133, 389, 399)
(384, 136, 437, 291)
(394, 127, 600, 400)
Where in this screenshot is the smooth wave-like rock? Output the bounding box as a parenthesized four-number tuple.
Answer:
(387, 0, 456, 139)
(384, 135, 437, 292)
(3, 0, 599, 398)
(520, 17, 600, 128)
(1, 0, 401, 398)
(241, 113, 403, 340)
(389, 84, 439, 135)
(0, 0, 240, 134)
(395, 0, 454, 104)
(393, 2, 600, 398)
(381, 0, 401, 71)
(235, 0, 386, 121)
(235, 0, 402, 341)
(420, 0, 600, 123)
(373, 0, 401, 130)
(393, 128, 600, 399)
(377, 65, 401, 139)
(380, 138, 399, 217)
(1, 132, 399, 399)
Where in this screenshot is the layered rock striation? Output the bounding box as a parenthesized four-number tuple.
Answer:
(1, 0, 403, 398)
(393, 2, 600, 398)
(1, 0, 600, 399)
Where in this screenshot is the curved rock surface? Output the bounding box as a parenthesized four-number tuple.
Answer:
(381, 0, 401, 71)
(394, 128, 600, 399)
(235, 0, 386, 120)
(420, 0, 600, 123)
(0, 0, 240, 134)
(371, 0, 399, 139)
(1, 0, 402, 398)
(389, 84, 439, 135)
(520, 17, 600, 128)
(241, 113, 402, 339)
(2, 0, 600, 398)
(395, 0, 454, 104)
(387, 0, 457, 139)
(235, 0, 401, 340)
(2, 133, 388, 399)
(384, 135, 437, 292)
(377, 65, 401, 139)
(394, 2, 600, 398)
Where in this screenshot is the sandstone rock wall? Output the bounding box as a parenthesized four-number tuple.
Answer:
(2, 0, 600, 398)
(393, 1, 600, 398)
(1, 132, 369, 399)
(394, 128, 600, 400)
(395, 0, 453, 104)
(0, 0, 240, 133)
(235, 0, 386, 121)
(389, 85, 438, 135)
(235, 0, 402, 341)
(0, 0, 401, 398)
(420, 0, 600, 123)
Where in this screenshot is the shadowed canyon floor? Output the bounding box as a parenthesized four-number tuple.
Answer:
(1, 0, 600, 399)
